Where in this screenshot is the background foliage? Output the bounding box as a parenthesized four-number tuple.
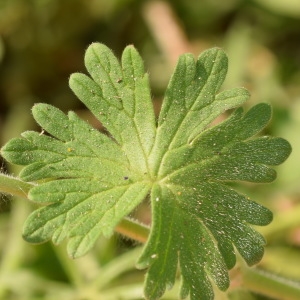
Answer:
(0, 0, 300, 299)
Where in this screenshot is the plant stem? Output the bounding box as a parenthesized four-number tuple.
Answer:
(0, 198, 31, 298)
(240, 265, 300, 300)
(88, 246, 143, 290)
(0, 173, 34, 199)
(115, 218, 150, 243)
(51, 243, 87, 288)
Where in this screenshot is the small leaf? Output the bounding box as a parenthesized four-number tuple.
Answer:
(0, 44, 291, 299)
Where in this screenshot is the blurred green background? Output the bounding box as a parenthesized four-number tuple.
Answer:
(0, 0, 300, 299)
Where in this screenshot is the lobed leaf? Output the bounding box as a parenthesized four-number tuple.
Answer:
(24, 179, 150, 258)
(149, 48, 250, 176)
(136, 50, 291, 299)
(69, 43, 156, 175)
(0, 43, 292, 299)
(3, 104, 130, 183)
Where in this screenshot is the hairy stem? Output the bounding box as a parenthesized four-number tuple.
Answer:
(0, 173, 34, 198)
(241, 265, 300, 300)
(115, 218, 150, 244)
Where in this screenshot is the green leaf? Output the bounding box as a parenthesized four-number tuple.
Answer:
(69, 43, 156, 174)
(0, 43, 291, 299)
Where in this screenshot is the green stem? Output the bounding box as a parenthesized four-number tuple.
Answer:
(241, 266, 300, 300)
(51, 243, 86, 288)
(115, 218, 150, 243)
(0, 173, 34, 199)
(88, 246, 143, 290)
(0, 198, 31, 298)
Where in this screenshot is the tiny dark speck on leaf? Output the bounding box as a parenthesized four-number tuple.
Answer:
(124, 176, 129, 180)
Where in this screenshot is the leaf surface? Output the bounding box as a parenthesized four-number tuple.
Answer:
(0, 44, 291, 299)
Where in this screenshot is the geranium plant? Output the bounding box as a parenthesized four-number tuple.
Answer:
(0, 43, 292, 299)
